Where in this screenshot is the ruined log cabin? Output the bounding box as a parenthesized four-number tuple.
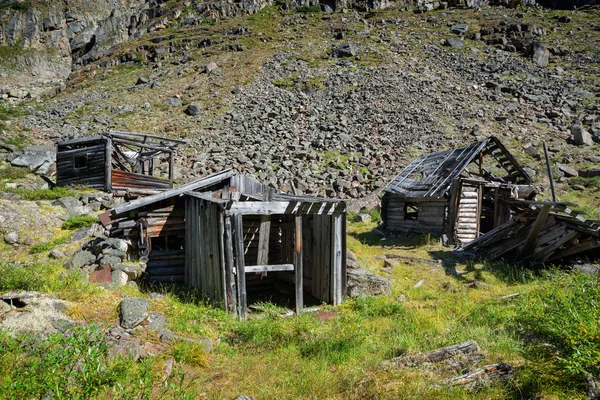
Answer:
(56, 131, 185, 196)
(380, 137, 536, 245)
(100, 170, 347, 318)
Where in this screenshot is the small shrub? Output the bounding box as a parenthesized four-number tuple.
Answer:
(61, 215, 97, 230)
(0, 185, 81, 200)
(29, 234, 71, 254)
(172, 341, 209, 367)
(352, 296, 405, 317)
(10, 1, 29, 11)
(296, 5, 321, 13)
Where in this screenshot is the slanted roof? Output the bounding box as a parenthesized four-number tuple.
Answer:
(382, 137, 533, 199)
(110, 169, 236, 215)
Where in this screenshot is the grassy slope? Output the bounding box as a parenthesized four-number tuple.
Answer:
(1, 216, 598, 399)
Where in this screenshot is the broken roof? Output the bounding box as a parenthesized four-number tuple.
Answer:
(381, 136, 533, 198)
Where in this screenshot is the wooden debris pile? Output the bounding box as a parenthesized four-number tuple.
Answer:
(463, 199, 600, 264)
(379, 340, 513, 390)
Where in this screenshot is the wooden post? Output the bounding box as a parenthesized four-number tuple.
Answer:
(168, 150, 174, 185)
(105, 138, 112, 192)
(447, 178, 461, 243)
(218, 211, 228, 311)
(294, 215, 303, 315)
(256, 215, 271, 267)
(520, 204, 552, 257)
(543, 141, 557, 202)
(233, 214, 247, 319)
(331, 213, 343, 305)
(224, 215, 237, 316)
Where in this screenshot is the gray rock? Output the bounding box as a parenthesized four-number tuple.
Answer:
(205, 62, 219, 74)
(354, 213, 372, 223)
(573, 264, 600, 275)
(65, 250, 96, 269)
(112, 270, 129, 286)
(451, 24, 469, 35)
(136, 77, 149, 85)
(165, 97, 182, 106)
(384, 259, 400, 268)
(102, 248, 127, 259)
(347, 267, 392, 298)
(558, 164, 578, 178)
(105, 238, 129, 252)
(4, 231, 19, 245)
(9, 145, 56, 175)
(104, 332, 144, 361)
(56, 196, 81, 209)
(99, 255, 122, 267)
(333, 43, 358, 58)
(147, 312, 168, 331)
(148, 292, 166, 300)
(113, 263, 141, 280)
(572, 125, 594, 146)
(531, 42, 549, 67)
(67, 206, 92, 217)
(49, 249, 66, 259)
(444, 38, 464, 48)
(119, 298, 151, 329)
(0, 300, 11, 314)
(185, 104, 201, 116)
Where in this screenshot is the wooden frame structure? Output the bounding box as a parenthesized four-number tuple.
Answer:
(380, 137, 535, 244)
(102, 170, 347, 318)
(56, 130, 185, 196)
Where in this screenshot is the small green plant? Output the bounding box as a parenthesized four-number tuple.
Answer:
(272, 74, 298, 88)
(0, 165, 28, 180)
(29, 234, 71, 254)
(296, 5, 321, 13)
(172, 341, 209, 367)
(0, 185, 82, 200)
(61, 215, 98, 230)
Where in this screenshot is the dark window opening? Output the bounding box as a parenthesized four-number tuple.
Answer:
(404, 203, 419, 221)
(151, 236, 166, 251)
(167, 235, 184, 251)
(73, 154, 88, 169)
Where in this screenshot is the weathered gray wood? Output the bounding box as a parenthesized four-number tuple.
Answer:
(245, 264, 294, 273)
(427, 340, 481, 363)
(105, 139, 112, 191)
(224, 216, 237, 316)
(294, 215, 303, 315)
(233, 214, 247, 319)
(218, 210, 228, 310)
(256, 215, 271, 266)
(332, 213, 343, 305)
(111, 169, 234, 215)
(227, 201, 300, 216)
(107, 130, 187, 145)
(519, 204, 552, 257)
(526, 229, 579, 262)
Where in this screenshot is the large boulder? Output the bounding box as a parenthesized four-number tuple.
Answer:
(9, 145, 56, 175)
(530, 42, 550, 67)
(119, 298, 150, 329)
(571, 125, 594, 146)
(346, 250, 392, 297)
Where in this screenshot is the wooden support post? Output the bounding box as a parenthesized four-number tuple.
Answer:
(331, 213, 343, 305)
(218, 211, 228, 311)
(224, 215, 237, 316)
(105, 139, 112, 192)
(543, 141, 557, 202)
(256, 215, 271, 267)
(168, 151, 174, 184)
(447, 178, 461, 244)
(520, 204, 552, 257)
(233, 214, 247, 319)
(294, 215, 303, 315)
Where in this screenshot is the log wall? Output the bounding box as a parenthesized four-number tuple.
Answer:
(56, 140, 107, 190)
(382, 193, 447, 236)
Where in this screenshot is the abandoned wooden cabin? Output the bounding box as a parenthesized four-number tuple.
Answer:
(100, 169, 347, 318)
(56, 131, 185, 196)
(380, 136, 536, 245)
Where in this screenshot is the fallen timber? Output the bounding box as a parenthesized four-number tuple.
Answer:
(463, 199, 600, 264)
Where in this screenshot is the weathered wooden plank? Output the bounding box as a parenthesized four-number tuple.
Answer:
(218, 210, 227, 310)
(233, 214, 247, 319)
(295, 215, 303, 315)
(105, 138, 112, 191)
(519, 204, 552, 257)
(245, 264, 294, 273)
(224, 215, 237, 316)
(332, 213, 343, 305)
(256, 215, 271, 266)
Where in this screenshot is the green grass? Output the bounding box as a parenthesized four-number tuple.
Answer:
(0, 185, 83, 201)
(0, 165, 28, 180)
(61, 215, 98, 230)
(29, 233, 72, 254)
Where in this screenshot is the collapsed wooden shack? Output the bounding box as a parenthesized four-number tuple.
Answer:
(380, 137, 535, 245)
(56, 131, 185, 196)
(464, 200, 600, 264)
(100, 170, 347, 318)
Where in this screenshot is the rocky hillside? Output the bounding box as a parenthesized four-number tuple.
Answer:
(1, 0, 599, 208)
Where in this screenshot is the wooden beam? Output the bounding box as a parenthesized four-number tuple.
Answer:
(168, 150, 174, 183)
(294, 215, 303, 315)
(218, 211, 228, 311)
(227, 201, 300, 216)
(111, 169, 235, 215)
(224, 215, 237, 316)
(526, 230, 579, 263)
(105, 139, 112, 192)
(332, 213, 343, 305)
(447, 178, 461, 243)
(233, 214, 247, 319)
(244, 264, 294, 273)
(107, 130, 187, 145)
(519, 204, 552, 257)
(112, 137, 176, 153)
(256, 215, 271, 267)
